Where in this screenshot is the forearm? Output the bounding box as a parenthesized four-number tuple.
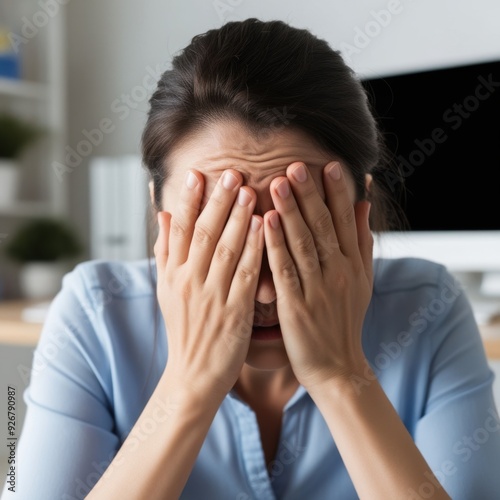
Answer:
(87, 368, 223, 500)
(307, 367, 451, 500)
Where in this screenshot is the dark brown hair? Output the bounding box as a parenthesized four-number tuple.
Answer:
(142, 18, 402, 231)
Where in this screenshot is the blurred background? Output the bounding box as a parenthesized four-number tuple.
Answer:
(0, 0, 500, 473)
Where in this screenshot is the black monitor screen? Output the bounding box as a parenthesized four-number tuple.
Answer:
(361, 59, 500, 231)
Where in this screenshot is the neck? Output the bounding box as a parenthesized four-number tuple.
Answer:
(232, 363, 299, 406)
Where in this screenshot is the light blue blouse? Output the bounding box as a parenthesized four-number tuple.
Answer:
(2, 257, 500, 499)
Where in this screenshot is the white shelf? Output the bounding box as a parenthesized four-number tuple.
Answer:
(0, 201, 53, 218)
(0, 78, 49, 101)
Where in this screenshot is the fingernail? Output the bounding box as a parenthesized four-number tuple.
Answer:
(251, 216, 262, 232)
(269, 212, 281, 229)
(186, 171, 198, 189)
(238, 188, 252, 207)
(292, 164, 307, 183)
(276, 179, 290, 199)
(327, 163, 341, 181)
(222, 171, 239, 190)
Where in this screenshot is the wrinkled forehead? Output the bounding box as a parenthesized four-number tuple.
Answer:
(163, 120, 352, 200)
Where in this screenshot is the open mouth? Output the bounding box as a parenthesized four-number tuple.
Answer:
(251, 323, 282, 341)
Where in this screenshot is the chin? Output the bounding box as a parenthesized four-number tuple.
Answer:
(244, 341, 290, 370)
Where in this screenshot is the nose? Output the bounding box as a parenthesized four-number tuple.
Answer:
(250, 186, 278, 305)
(255, 248, 276, 304)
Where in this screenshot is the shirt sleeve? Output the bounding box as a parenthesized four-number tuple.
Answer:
(414, 266, 500, 499)
(1, 265, 121, 500)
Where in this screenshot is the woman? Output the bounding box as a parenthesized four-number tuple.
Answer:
(3, 18, 500, 500)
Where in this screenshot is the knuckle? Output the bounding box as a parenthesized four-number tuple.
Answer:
(170, 218, 188, 238)
(279, 261, 297, 281)
(193, 223, 215, 247)
(340, 204, 355, 226)
(317, 234, 340, 261)
(215, 242, 237, 263)
(295, 231, 316, 256)
(313, 210, 333, 236)
(236, 264, 259, 284)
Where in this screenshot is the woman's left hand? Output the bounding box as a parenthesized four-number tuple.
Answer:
(264, 161, 373, 390)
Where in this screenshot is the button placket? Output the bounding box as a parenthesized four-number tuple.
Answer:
(228, 396, 277, 500)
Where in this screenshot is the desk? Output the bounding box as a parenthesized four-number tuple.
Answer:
(1, 300, 500, 359)
(479, 322, 500, 360)
(0, 300, 45, 346)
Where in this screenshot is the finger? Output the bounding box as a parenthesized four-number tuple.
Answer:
(323, 161, 359, 258)
(154, 211, 171, 271)
(206, 186, 257, 293)
(263, 210, 304, 301)
(188, 169, 242, 278)
(168, 170, 205, 267)
(227, 214, 265, 305)
(355, 201, 374, 283)
(285, 162, 340, 271)
(268, 175, 323, 285)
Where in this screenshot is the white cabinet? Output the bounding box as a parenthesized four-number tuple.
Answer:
(89, 155, 149, 261)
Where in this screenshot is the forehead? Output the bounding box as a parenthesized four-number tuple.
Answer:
(166, 120, 334, 184)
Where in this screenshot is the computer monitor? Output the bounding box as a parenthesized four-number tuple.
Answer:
(361, 57, 500, 316)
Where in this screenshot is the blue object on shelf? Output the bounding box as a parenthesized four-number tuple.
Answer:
(0, 28, 21, 79)
(0, 53, 20, 79)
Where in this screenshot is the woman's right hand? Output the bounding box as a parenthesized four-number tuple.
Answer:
(154, 168, 264, 401)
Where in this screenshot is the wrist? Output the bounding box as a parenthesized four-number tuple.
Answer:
(305, 358, 375, 403)
(159, 365, 228, 414)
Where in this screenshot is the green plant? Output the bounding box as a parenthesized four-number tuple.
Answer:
(0, 113, 44, 160)
(4, 218, 82, 263)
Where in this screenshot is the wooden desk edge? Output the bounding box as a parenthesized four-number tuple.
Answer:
(0, 320, 41, 347)
(483, 338, 500, 361)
